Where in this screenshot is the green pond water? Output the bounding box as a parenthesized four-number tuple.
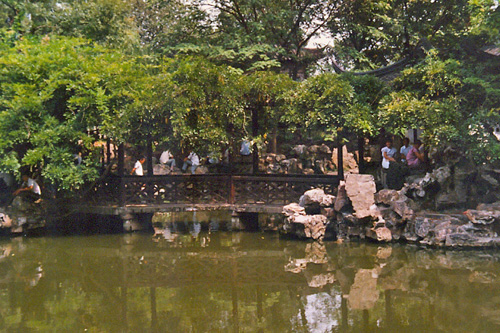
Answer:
(1, 221, 500, 332)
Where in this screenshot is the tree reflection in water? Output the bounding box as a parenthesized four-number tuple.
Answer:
(1, 229, 500, 331)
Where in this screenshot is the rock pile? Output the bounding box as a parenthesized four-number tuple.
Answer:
(281, 189, 336, 241)
(259, 143, 358, 175)
(281, 173, 500, 248)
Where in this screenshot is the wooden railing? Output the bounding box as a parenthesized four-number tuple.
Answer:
(85, 174, 340, 207)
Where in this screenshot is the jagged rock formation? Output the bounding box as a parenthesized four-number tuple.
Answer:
(281, 171, 500, 247)
(281, 189, 336, 241)
(1, 197, 45, 234)
(257, 143, 358, 175)
(345, 174, 376, 219)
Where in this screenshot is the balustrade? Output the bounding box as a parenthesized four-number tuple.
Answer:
(86, 174, 340, 207)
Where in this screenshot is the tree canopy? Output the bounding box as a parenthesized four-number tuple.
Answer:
(0, 0, 499, 192)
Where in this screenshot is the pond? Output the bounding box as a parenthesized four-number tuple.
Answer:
(1, 222, 500, 332)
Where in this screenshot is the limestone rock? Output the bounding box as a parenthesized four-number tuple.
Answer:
(194, 166, 209, 174)
(307, 145, 320, 154)
(319, 144, 332, 154)
(390, 195, 414, 220)
(153, 164, 171, 175)
(275, 154, 287, 162)
(445, 233, 500, 248)
(280, 213, 328, 240)
(374, 189, 399, 205)
(280, 159, 295, 173)
(292, 145, 307, 156)
(322, 207, 336, 218)
(283, 203, 306, 217)
(477, 202, 500, 212)
(367, 226, 392, 242)
(303, 168, 315, 175)
(332, 145, 358, 172)
(265, 154, 275, 163)
(414, 217, 431, 239)
(334, 181, 349, 212)
(401, 212, 500, 247)
(0, 211, 12, 228)
(375, 227, 392, 242)
(267, 163, 282, 173)
(464, 209, 500, 225)
(345, 174, 376, 219)
(299, 189, 335, 207)
(480, 173, 499, 187)
(433, 166, 451, 185)
(298, 215, 328, 240)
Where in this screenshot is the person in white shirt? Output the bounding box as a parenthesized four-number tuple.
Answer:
(131, 157, 146, 176)
(13, 174, 41, 202)
(381, 139, 397, 188)
(182, 152, 200, 174)
(159, 150, 176, 171)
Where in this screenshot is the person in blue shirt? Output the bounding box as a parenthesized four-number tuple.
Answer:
(400, 137, 412, 163)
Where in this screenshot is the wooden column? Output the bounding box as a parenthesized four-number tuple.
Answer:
(118, 143, 126, 206)
(228, 175, 235, 204)
(358, 136, 365, 174)
(337, 132, 344, 180)
(118, 143, 125, 176)
(252, 107, 259, 174)
(146, 135, 153, 176)
(106, 138, 111, 165)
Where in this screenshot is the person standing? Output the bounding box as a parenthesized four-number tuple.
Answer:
(400, 137, 412, 163)
(381, 139, 397, 188)
(240, 140, 251, 156)
(131, 156, 146, 176)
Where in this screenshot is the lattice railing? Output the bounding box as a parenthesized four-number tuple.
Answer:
(85, 174, 339, 206)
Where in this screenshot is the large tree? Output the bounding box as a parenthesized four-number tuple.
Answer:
(0, 35, 153, 190)
(328, 0, 498, 70)
(380, 49, 500, 164)
(190, 0, 340, 76)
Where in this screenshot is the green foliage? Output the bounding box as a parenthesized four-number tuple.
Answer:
(167, 56, 246, 155)
(328, 0, 498, 70)
(380, 49, 500, 164)
(285, 73, 380, 141)
(0, 35, 147, 190)
(239, 71, 296, 139)
(0, 0, 499, 192)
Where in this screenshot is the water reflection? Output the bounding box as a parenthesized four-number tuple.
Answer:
(1, 229, 500, 332)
